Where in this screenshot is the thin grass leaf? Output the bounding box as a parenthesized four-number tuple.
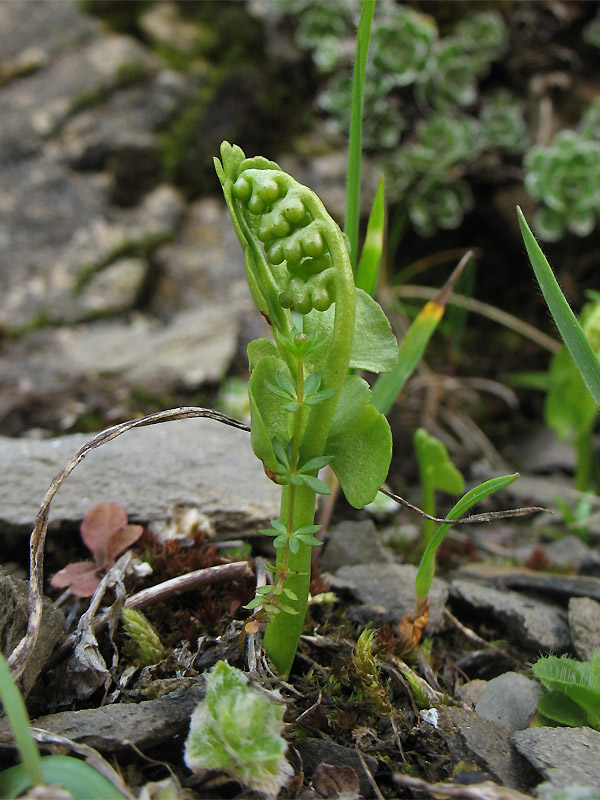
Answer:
(371, 253, 471, 414)
(356, 175, 385, 296)
(517, 206, 600, 405)
(415, 473, 519, 601)
(345, 0, 375, 270)
(0, 652, 42, 786)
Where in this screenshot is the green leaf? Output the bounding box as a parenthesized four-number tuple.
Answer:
(248, 356, 294, 473)
(304, 388, 338, 406)
(415, 473, 519, 601)
(304, 288, 398, 375)
(0, 756, 126, 800)
(414, 428, 464, 495)
(356, 175, 385, 296)
(371, 298, 444, 414)
(247, 338, 279, 373)
(303, 372, 322, 396)
(0, 652, 42, 787)
(545, 347, 597, 440)
(298, 456, 331, 474)
(537, 691, 588, 728)
(296, 534, 323, 548)
(345, 0, 376, 269)
(518, 207, 600, 405)
(297, 474, 332, 494)
(325, 375, 392, 508)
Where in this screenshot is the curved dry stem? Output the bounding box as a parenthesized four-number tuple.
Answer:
(7, 407, 250, 682)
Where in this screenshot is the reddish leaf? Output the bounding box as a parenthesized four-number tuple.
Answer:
(80, 503, 128, 560)
(106, 523, 144, 563)
(50, 561, 101, 597)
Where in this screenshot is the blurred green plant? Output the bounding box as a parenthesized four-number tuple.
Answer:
(531, 651, 600, 731)
(543, 298, 600, 494)
(414, 427, 464, 548)
(269, 2, 520, 240)
(525, 129, 600, 242)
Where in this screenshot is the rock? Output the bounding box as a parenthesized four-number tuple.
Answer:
(0, 682, 205, 752)
(455, 679, 488, 709)
(512, 428, 576, 475)
(335, 564, 448, 633)
(319, 520, 392, 572)
(0, 418, 279, 537)
(512, 727, 600, 789)
(294, 739, 378, 799)
(543, 536, 600, 572)
(139, 2, 210, 53)
(456, 563, 600, 604)
(151, 198, 249, 317)
(451, 579, 571, 652)
(568, 597, 600, 661)
(0, 567, 65, 697)
(475, 672, 543, 732)
(432, 705, 537, 791)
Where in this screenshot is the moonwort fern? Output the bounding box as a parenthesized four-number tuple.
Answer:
(214, 142, 398, 676)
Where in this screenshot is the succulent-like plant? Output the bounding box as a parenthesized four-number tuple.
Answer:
(525, 130, 600, 241)
(184, 660, 292, 796)
(480, 90, 528, 153)
(371, 6, 437, 87)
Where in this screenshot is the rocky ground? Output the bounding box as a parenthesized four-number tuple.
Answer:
(1, 2, 600, 799)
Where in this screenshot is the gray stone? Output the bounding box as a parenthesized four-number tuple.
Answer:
(152, 198, 249, 317)
(335, 563, 448, 633)
(0, 682, 205, 752)
(452, 579, 571, 652)
(544, 536, 600, 572)
(433, 705, 536, 791)
(569, 597, 600, 662)
(455, 679, 488, 709)
(475, 672, 544, 732)
(0, 567, 65, 697)
(0, 418, 279, 536)
(456, 563, 600, 604)
(512, 727, 600, 789)
(319, 519, 391, 572)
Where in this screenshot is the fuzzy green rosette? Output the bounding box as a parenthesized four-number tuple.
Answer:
(184, 661, 292, 795)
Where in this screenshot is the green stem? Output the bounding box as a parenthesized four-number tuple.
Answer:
(263, 484, 316, 677)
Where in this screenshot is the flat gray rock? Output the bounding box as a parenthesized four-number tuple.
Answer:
(452, 579, 570, 652)
(512, 727, 600, 788)
(433, 706, 537, 791)
(568, 597, 600, 661)
(0, 683, 205, 752)
(0, 419, 279, 536)
(456, 563, 600, 604)
(475, 672, 544, 732)
(335, 563, 448, 633)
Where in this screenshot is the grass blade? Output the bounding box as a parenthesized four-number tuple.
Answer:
(415, 473, 519, 601)
(517, 206, 600, 405)
(356, 174, 385, 296)
(371, 252, 471, 414)
(345, 0, 375, 270)
(0, 652, 42, 786)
